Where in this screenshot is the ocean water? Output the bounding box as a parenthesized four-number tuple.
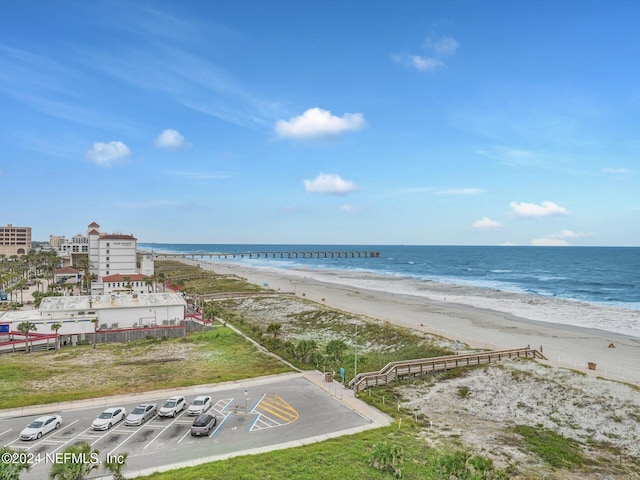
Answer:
(140, 244, 640, 337)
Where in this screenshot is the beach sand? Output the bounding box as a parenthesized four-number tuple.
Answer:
(187, 259, 640, 387)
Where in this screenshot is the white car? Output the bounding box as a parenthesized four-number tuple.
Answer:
(158, 396, 186, 418)
(91, 407, 126, 430)
(186, 396, 212, 416)
(20, 415, 62, 441)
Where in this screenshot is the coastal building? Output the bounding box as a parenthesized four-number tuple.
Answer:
(0, 292, 187, 336)
(0, 224, 32, 256)
(85, 221, 141, 282)
(102, 273, 151, 296)
(53, 267, 81, 285)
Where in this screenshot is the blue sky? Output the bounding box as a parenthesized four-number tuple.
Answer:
(1, 0, 638, 246)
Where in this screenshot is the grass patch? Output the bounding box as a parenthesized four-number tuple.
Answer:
(0, 328, 291, 409)
(138, 426, 509, 480)
(513, 425, 585, 469)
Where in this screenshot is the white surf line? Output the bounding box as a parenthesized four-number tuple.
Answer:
(25, 419, 79, 451)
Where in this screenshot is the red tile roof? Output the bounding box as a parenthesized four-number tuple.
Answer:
(87, 229, 100, 235)
(87, 222, 100, 228)
(103, 274, 149, 282)
(55, 267, 79, 274)
(99, 234, 137, 240)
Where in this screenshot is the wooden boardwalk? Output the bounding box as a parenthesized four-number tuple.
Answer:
(152, 250, 380, 260)
(349, 347, 546, 392)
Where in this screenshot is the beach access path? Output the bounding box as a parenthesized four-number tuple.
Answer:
(186, 259, 640, 387)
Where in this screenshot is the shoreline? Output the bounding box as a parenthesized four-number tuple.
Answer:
(184, 258, 640, 386)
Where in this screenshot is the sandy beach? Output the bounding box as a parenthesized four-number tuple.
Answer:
(188, 259, 640, 387)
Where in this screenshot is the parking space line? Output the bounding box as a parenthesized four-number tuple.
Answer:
(214, 398, 233, 414)
(106, 414, 159, 457)
(209, 412, 231, 439)
(0, 429, 12, 437)
(250, 393, 266, 412)
(143, 413, 185, 450)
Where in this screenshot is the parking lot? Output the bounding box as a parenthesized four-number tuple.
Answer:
(1, 374, 381, 478)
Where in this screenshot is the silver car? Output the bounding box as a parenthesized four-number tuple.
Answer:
(125, 404, 157, 426)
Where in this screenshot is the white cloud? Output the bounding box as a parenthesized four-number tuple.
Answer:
(531, 238, 570, 246)
(275, 108, 366, 140)
(424, 36, 459, 57)
(390, 53, 444, 72)
(154, 129, 189, 149)
(473, 217, 502, 229)
(85, 141, 131, 167)
(304, 173, 359, 195)
(339, 204, 363, 214)
(600, 167, 633, 176)
(510, 201, 569, 218)
(547, 229, 592, 239)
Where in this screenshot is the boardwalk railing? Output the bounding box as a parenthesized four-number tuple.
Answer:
(349, 348, 546, 392)
(152, 251, 380, 260)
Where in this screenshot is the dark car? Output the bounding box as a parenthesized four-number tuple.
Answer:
(190, 413, 216, 436)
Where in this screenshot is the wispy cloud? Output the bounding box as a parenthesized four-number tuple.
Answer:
(114, 200, 179, 209)
(531, 237, 570, 246)
(547, 229, 592, 239)
(510, 200, 569, 218)
(599, 167, 633, 177)
(423, 36, 460, 57)
(304, 173, 359, 195)
(275, 108, 366, 140)
(391, 34, 458, 73)
(155, 129, 190, 149)
(435, 188, 485, 195)
(390, 53, 444, 72)
(531, 229, 591, 247)
(86, 141, 131, 167)
(472, 217, 502, 229)
(476, 145, 544, 168)
(339, 204, 363, 214)
(162, 170, 231, 181)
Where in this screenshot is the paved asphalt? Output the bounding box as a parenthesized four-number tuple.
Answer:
(1, 373, 390, 478)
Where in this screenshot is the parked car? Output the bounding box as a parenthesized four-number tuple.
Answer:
(186, 396, 212, 416)
(20, 415, 62, 441)
(158, 396, 186, 418)
(125, 404, 157, 426)
(190, 413, 216, 436)
(91, 407, 126, 430)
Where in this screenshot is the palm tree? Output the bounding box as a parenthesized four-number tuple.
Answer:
(17, 321, 36, 353)
(158, 272, 166, 293)
(144, 277, 154, 293)
(50, 322, 62, 352)
(91, 318, 98, 349)
(49, 442, 99, 480)
(0, 446, 31, 479)
(104, 452, 128, 480)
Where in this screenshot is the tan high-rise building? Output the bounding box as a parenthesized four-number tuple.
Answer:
(0, 224, 32, 256)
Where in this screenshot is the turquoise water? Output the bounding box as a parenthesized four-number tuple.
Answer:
(140, 244, 639, 312)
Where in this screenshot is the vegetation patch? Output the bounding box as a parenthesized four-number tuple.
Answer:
(513, 425, 585, 469)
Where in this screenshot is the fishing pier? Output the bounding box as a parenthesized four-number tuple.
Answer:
(151, 250, 380, 260)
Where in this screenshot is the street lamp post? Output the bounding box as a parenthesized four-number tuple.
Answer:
(354, 324, 358, 383)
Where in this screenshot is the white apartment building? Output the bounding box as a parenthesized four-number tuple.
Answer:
(86, 222, 137, 280)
